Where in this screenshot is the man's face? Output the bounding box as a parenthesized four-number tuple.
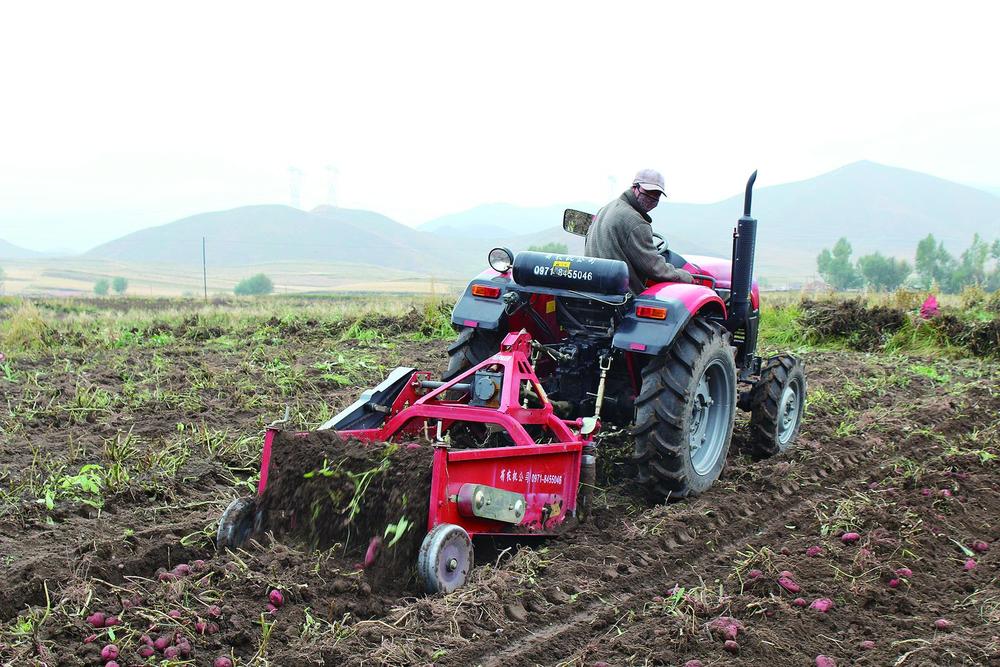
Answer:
(634, 185, 662, 213)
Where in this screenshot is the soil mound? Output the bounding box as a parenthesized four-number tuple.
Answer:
(256, 430, 433, 592)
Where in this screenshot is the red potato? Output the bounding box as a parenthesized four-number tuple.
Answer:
(921, 488, 932, 496)
(816, 656, 836, 667)
(266, 603, 278, 614)
(83, 634, 97, 644)
(972, 540, 990, 553)
(100, 644, 119, 661)
(154, 635, 172, 651)
(172, 563, 192, 576)
(888, 578, 900, 588)
(779, 570, 794, 579)
(207, 604, 222, 618)
(364, 536, 383, 568)
(934, 618, 953, 631)
(684, 661, 703, 667)
(86, 612, 106, 628)
(748, 569, 763, 580)
(723, 640, 739, 654)
(964, 558, 977, 571)
(167, 610, 182, 619)
(195, 621, 208, 635)
(214, 657, 234, 667)
(269, 589, 285, 607)
(137, 646, 155, 658)
(939, 489, 952, 497)
(810, 598, 834, 613)
(860, 640, 875, 650)
(104, 616, 120, 627)
(840, 532, 861, 544)
(706, 616, 744, 641)
(105, 662, 120, 667)
(158, 571, 177, 582)
(177, 639, 192, 657)
(792, 598, 808, 607)
(191, 559, 207, 572)
(778, 576, 800, 594)
(207, 622, 220, 635)
(806, 546, 823, 557)
(894, 567, 913, 578)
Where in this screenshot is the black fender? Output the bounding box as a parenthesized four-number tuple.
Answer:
(613, 286, 727, 356)
(450, 270, 511, 331)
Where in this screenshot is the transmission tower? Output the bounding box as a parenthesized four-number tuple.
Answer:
(288, 166, 303, 209)
(325, 165, 339, 207)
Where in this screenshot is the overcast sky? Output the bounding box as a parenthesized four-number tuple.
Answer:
(1, 1, 998, 252)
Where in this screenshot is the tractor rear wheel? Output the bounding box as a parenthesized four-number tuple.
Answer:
(443, 327, 502, 381)
(748, 354, 805, 457)
(633, 319, 737, 499)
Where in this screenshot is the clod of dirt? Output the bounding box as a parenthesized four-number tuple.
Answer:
(684, 661, 704, 667)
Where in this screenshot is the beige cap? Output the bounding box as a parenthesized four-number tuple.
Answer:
(632, 168, 668, 196)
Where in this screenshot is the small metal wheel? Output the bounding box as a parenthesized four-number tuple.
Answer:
(216, 497, 257, 551)
(417, 523, 474, 594)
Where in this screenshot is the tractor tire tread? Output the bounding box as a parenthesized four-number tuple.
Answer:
(748, 354, 805, 457)
(632, 318, 737, 499)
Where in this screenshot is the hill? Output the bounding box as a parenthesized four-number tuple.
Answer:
(420, 202, 600, 238)
(83, 204, 482, 276)
(0, 238, 41, 260)
(423, 162, 1000, 283)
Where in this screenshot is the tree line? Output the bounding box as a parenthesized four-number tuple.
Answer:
(817, 234, 1000, 292)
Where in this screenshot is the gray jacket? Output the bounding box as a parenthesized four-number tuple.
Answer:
(584, 190, 693, 293)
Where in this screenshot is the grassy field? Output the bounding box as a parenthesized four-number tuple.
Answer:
(0, 257, 467, 297)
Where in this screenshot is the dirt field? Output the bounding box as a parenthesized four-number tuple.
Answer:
(1, 301, 998, 666)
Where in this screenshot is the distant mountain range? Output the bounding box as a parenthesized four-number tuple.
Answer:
(0, 238, 41, 260)
(8, 161, 999, 289)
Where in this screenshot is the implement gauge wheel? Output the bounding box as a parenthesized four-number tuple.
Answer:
(633, 319, 737, 499)
(216, 497, 258, 551)
(748, 354, 806, 457)
(418, 523, 474, 594)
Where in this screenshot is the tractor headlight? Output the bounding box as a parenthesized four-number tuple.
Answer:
(488, 247, 514, 273)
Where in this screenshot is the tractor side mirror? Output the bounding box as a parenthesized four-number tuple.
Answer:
(563, 209, 594, 237)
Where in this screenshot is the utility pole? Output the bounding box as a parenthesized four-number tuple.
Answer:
(202, 237, 208, 303)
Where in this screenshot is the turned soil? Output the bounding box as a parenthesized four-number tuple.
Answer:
(1, 323, 998, 666)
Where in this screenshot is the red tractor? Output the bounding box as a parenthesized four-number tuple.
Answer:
(443, 171, 805, 499)
(220, 172, 805, 593)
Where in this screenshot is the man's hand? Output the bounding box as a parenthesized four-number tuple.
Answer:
(676, 269, 694, 284)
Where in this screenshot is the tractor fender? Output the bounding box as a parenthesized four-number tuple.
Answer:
(450, 269, 512, 331)
(612, 283, 727, 356)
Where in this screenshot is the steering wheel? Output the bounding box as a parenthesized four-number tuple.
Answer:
(651, 232, 668, 254)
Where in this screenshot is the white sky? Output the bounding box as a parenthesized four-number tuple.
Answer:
(1, 1, 998, 252)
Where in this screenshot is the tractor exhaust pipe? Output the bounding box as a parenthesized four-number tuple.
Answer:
(726, 170, 757, 333)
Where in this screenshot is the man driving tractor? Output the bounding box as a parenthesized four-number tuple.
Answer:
(585, 168, 694, 293)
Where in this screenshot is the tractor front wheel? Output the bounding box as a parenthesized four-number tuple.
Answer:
(633, 319, 737, 499)
(748, 354, 806, 457)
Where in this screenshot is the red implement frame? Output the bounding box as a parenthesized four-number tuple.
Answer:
(257, 331, 594, 537)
